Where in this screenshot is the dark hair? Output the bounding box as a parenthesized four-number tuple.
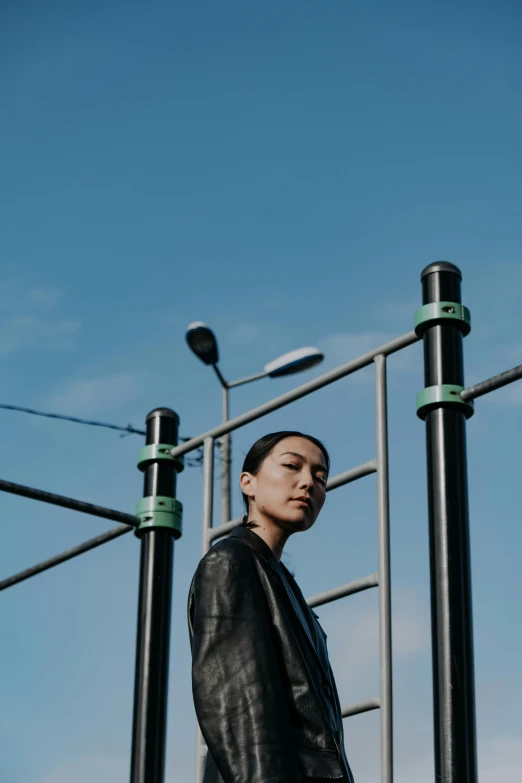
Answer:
(240, 431, 330, 528)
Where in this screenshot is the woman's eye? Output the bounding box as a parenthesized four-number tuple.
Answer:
(316, 476, 327, 486)
(284, 463, 299, 470)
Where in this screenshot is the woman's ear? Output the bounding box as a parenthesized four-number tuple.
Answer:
(240, 471, 256, 500)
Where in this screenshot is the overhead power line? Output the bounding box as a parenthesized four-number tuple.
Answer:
(0, 403, 207, 467)
(0, 403, 146, 435)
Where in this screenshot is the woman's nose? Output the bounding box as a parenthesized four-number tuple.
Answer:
(299, 471, 314, 489)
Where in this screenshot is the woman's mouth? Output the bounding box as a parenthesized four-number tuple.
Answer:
(292, 498, 311, 510)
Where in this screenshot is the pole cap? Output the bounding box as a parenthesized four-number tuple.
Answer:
(420, 261, 462, 282)
(146, 408, 180, 423)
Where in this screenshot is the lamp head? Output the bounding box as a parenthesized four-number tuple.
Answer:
(185, 322, 219, 365)
(264, 346, 324, 378)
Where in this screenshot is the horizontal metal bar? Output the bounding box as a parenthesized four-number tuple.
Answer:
(0, 478, 139, 527)
(0, 524, 133, 592)
(342, 696, 380, 718)
(461, 363, 522, 401)
(326, 460, 377, 492)
(306, 572, 379, 608)
(207, 518, 242, 543)
(172, 331, 420, 456)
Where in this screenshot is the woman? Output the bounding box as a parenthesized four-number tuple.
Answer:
(188, 431, 354, 783)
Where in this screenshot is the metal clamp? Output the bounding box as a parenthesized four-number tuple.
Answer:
(137, 443, 184, 473)
(134, 496, 183, 538)
(416, 384, 475, 420)
(414, 302, 471, 337)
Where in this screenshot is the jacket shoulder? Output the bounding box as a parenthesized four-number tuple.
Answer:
(196, 536, 256, 577)
(187, 537, 257, 638)
(206, 535, 255, 557)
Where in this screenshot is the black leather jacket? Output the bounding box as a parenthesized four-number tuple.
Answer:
(188, 525, 354, 783)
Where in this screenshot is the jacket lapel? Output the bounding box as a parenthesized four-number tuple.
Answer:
(228, 527, 330, 683)
(279, 568, 318, 650)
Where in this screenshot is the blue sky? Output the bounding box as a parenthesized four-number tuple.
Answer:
(1, 1, 522, 781)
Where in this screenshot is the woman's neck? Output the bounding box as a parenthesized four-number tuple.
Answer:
(246, 518, 289, 561)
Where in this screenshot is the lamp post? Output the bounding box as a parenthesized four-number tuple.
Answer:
(185, 322, 324, 524)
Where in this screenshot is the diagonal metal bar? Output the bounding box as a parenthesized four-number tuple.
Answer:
(0, 478, 139, 527)
(306, 573, 379, 608)
(171, 331, 420, 456)
(0, 525, 133, 591)
(205, 460, 377, 544)
(227, 371, 268, 388)
(326, 460, 377, 492)
(205, 458, 376, 546)
(342, 696, 380, 718)
(461, 363, 522, 401)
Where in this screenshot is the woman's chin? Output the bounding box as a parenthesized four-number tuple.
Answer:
(279, 510, 314, 530)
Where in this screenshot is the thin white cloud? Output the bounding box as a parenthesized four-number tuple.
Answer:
(34, 752, 191, 783)
(255, 294, 286, 311)
(44, 372, 145, 416)
(28, 285, 64, 310)
(32, 735, 522, 783)
(0, 280, 20, 312)
(319, 588, 430, 692)
(0, 281, 64, 313)
(477, 375, 522, 406)
(0, 280, 78, 354)
(389, 736, 522, 783)
(0, 315, 39, 355)
(0, 315, 80, 356)
(227, 321, 263, 346)
(35, 754, 127, 783)
(479, 736, 522, 783)
(377, 297, 420, 330)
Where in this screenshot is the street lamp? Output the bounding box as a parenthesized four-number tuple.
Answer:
(185, 321, 324, 524)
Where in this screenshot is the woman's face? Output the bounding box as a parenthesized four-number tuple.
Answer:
(240, 436, 328, 532)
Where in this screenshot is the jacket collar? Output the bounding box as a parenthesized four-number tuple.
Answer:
(228, 525, 283, 578)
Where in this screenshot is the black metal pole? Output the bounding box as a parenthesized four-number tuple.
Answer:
(419, 262, 477, 783)
(130, 408, 180, 783)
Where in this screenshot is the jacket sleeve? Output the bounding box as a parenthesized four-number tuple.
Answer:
(190, 540, 304, 783)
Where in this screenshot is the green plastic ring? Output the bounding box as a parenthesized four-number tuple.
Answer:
(134, 496, 183, 538)
(414, 302, 471, 338)
(137, 444, 184, 473)
(416, 384, 474, 420)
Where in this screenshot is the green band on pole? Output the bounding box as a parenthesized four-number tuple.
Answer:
(134, 496, 183, 538)
(416, 384, 474, 420)
(414, 302, 471, 337)
(137, 444, 184, 473)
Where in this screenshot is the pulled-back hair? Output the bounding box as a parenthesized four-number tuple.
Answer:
(240, 431, 330, 528)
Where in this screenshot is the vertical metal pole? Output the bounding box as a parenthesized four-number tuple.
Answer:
(202, 436, 215, 556)
(130, 408, 180, 783)
(195, 436, 215, 783)
(221, 385, 231, 524)
(374, 354, 393, 783)
(420, 262, 477, 783)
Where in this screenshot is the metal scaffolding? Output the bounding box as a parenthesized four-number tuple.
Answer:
(1, 262, 521, 783)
